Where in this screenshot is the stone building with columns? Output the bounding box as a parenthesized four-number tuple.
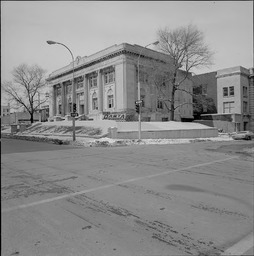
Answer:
(46, 43, 193, 121)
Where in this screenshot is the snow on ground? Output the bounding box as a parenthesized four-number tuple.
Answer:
(2, 121, 235, 147)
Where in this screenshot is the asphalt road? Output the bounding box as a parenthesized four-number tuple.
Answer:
(1, 138, 254, 256)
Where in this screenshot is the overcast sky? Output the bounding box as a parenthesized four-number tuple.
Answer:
(1, 1, 253, 83)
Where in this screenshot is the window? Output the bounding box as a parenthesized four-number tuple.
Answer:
(243, 87, 248, 97)
(89, 76, 97, 88)
(68, 97, 72, 113)
(223, 87, 228, 97)
(92, 92, 98, 110)
(229, 86, 234, 96)
(77, 92, 84, 104)
(137, 70, 148, 83)
(67, 84, 72, 94)
(56, 87, 61, 96)
(107, 89, 114, 108)
(157, 100, 163, 109)
(223, 101, 234, 113)
(243, 101, 248, 113)
(202, 84, 207, 95)
(77, 81, 83, 89)
(104, 71, 115, 84)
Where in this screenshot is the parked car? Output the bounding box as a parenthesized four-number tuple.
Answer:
(231, 131, 254, 140)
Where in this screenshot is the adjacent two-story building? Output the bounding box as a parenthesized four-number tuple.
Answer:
(46, 43, 193, 122)
(193, 66, 254, 132)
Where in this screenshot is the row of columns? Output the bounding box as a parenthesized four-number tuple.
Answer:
(51, 70, 105, 117)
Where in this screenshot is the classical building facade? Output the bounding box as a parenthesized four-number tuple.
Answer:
(47, 43, 193, 122)
(193, 66, 254, 132)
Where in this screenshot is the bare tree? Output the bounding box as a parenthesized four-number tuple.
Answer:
(2, 64, 47, 123)
(156, 24, 214, 120)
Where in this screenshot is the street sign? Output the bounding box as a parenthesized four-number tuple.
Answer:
(135, 100, 143, 105)
(71, 112, 79, 117)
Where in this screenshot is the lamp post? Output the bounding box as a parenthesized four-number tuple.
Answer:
(137, 41, 159, 140)
(47, 40, 76, 141)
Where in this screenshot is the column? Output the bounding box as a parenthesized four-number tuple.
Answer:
(52, 85, 57, 116)
(98, 70, 103, 112)
(84, 75, 89, 115)
(61, 82, 65, 116)
(249, 68, 254, 132)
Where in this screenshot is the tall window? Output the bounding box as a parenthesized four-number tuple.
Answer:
(157, 100, 163, 109)
(137, 70, 148, 83)
(92, 92, 98, 110)
(56, 87, 61, 96)
(243, 86, 248, 97)
(202, 84, 207, 95)
(223, 87, 228, 97)
(67, 84, 72, 94)
(243, 101, 248, 113)
(68, 97, 72, 113)
(104, 71, 115, 84)
(89, 76, 97, 88)
(223, 101, 234, 113)
(229, 86, 234, 96)
(107, 89, 114, 108)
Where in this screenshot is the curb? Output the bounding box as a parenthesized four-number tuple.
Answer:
(221, 233, 254, 256)
(1, 133, 70, 145)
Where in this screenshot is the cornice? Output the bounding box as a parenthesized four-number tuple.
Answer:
(216, 71, 249, 79)
(47, 47, 167, 83)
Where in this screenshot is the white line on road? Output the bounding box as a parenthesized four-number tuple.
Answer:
(2, 156, 237, 213)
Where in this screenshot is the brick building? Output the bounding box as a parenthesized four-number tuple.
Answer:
(193, 66, 254, 132)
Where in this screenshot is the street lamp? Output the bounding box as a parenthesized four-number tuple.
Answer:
(47, 40, 76, 141)
(137, 41, 159, 140)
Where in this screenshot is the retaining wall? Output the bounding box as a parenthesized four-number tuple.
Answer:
(109, 128, 218, 139)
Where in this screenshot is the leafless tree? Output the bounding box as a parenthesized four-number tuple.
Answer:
(2, 64, 47, 123)
(155, 24, 214, 120)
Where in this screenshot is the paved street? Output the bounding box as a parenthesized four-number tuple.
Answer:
(1, 138, 254, 256)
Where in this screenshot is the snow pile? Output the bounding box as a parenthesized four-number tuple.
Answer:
(69, 135, 233, 147)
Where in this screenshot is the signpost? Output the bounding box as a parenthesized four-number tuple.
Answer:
(71, 113, 79, 117)
(135, 100, 143, 105)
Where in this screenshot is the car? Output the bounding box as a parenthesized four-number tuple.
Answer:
(231, 131, 254, 140)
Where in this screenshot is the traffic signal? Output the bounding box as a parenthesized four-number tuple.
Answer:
(135, 103, 140, 113)
(73, 103, 77, 113)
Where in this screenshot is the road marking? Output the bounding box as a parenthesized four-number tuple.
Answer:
(221, 232, 254, 255)
(2, 156, 237, 213)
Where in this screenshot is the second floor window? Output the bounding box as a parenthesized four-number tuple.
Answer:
(104, 71, 115, 84)
(202, 84, 207, 95)
(243, 101, 248, 113)
(223, 87, 228, 97)
(157, 100, 163, 109)
(89, 76, 97, 88)
(243, 86, 248, 97)
(56, 87, 61, 96)
(229, 86, 234, 96)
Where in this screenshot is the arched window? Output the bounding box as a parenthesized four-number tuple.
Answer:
(58, 99, 62, 115)
(107, 89, 114, 109)
(92, 92, 98, 110)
